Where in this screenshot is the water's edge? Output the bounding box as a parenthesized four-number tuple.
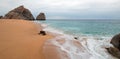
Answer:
(34, 21, 117, 59)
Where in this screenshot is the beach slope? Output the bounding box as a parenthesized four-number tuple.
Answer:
(0, 19, 53, 59)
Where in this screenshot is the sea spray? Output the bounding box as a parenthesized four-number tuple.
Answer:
(35, 20, 118, 59)
(43, 34, 117, 59)
(43, 35, 91, 59)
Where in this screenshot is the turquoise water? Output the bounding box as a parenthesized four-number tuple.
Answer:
(40, 20, 120, 36)
(39, 20, 120, 59)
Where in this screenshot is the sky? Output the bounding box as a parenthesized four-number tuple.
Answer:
(0, 0, 120, 19)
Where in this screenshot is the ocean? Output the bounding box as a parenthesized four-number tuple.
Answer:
(36, 19, 120, 59)
(40, 20, 120, 36)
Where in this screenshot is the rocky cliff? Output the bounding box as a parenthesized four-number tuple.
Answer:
(36, 12, 46, 20)
(3, 6, 35, 20)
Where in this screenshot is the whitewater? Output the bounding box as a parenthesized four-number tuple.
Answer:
(35, 20, 120, 59)
(43, 26, 116, 59)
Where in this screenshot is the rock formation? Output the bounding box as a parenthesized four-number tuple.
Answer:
(106, 33, 120, 59)
(38, 31, 46, 35)
(110, 33, 120, 50)
(106, 47, 120, 58)
(3, 5, 35, 20)
(36, 12, 46, 20)
(0, 16, 3, 19)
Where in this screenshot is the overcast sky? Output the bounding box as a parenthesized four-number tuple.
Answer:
(0, 0, 120, 19)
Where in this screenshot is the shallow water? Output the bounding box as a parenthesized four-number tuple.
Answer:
(35, 19, 120, 59)
(43, 35, 117, 59)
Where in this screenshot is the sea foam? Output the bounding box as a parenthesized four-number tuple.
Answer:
(36, 21, 117, 59)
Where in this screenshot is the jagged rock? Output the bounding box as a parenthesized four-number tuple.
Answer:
(110, 33, 120, 50)
(106, 47, 120, 58)
(0, 16, 3, 19)
(3, 5, 35, 20)
(36, 12, 46, 20)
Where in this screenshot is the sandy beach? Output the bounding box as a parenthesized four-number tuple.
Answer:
(0, 19, 117, 59)
(0, 19, 53, 59)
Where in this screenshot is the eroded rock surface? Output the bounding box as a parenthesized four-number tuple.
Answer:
(106, 47, 120, 58)
(3, 6, 35, 20)
(110, 34, 120, 50)
(106, 33, 120, 59)
(36, 12, 46, 20)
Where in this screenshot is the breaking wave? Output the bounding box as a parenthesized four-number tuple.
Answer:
(40, 22, 117, 59)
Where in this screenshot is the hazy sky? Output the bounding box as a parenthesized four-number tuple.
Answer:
(0, 0, 120, 19)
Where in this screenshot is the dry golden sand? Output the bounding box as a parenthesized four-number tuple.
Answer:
(0, 19, 53, 59)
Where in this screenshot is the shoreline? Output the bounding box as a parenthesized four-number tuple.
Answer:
(38, 21, 112, 39)
(0, 19, 117, 59)
(38, 21, 116, 59)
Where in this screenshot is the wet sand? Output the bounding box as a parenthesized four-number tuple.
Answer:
(0, 19, 53, 59)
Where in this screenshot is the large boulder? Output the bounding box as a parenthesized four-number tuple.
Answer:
(36, 12, 46, 20)
(110, 33, 120, 50)
(0, 16, 3, 19)
(3, 6, 35, 20)
(106, 34, 120, 59)
(106, 47, 120, 58)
